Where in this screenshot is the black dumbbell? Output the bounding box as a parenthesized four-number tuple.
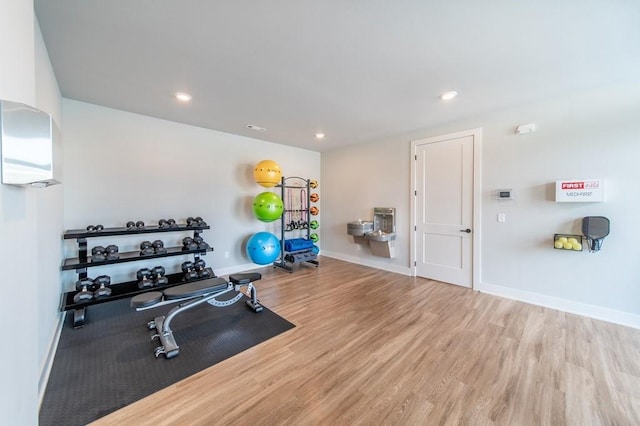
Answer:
(73, 278, 95, 303)
(182, 237, 198, 251)
(194, 259, 211, 278)
(86, 224, 103, 232)
(152, 240, 167, 254)
(150, 266, 169, 286)
(193, 236, 210, 250)
(158, 219, 169, 229)
(91, 246, 106, 262)
(181, 261, 198, 281)
(194, 258, 206, 271)
(136, 220, 145, 229)
(194, 216, 207, 226)
(140, 241, 154, 256)
(167, 218, 178, 228)
(137, 268, 153, 289)
(186, 217, 196, 227)
(93, 275, 112, 298)
(105, 244, 119, 260)
(126, 221, 136, 230)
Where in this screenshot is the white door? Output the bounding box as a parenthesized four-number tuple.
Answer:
(413, 132, 476, 288)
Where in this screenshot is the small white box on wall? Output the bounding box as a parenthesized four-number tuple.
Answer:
(555, 179, 604, 202)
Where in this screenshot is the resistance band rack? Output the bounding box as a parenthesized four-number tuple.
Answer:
(61, 222, 213, 328)
(273, 176, 319, 272)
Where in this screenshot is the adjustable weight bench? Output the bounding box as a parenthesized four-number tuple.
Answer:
(130, 273, 263, 359)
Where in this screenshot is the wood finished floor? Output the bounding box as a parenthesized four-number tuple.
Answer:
(94, 257, 640, 425)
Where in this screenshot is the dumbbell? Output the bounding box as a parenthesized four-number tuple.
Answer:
(193, 235, 210, 250)
(73, 278, 95, 303)
(167, 218, 178, 228)
(193, 258, 211, 278)
(136, 220, 145, 229)
(181, 261, 198, 281)
(126, 221, 136, 230)
(186, 216, 207, 227)
(93, 275, 112, 298)
(158, 219, 170, 229)
(91, 246, 106, 262)
(182, 237, 198, 251)
(140, 241, 155, 256)
(152, 240, 167, 254)
(150, 266, 169, 286)
(137, 268, 154, 289)
(86, 224, 104, 232)
(105, 244, 119, 260)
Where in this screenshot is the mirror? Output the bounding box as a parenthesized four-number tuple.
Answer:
(1, 99, 57, 186)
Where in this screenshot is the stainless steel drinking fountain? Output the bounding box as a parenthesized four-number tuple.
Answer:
(366, 207, 396, 258)
(347, 219, 374, 244)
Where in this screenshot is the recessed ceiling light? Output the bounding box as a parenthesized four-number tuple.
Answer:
(315, 133, 325, 139)
(175, 92, 192, 102)
(440, 91, 458, 101)
(247, 124, 267, 131)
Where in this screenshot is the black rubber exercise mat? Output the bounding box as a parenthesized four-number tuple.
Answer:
(39, 296, 295, 426)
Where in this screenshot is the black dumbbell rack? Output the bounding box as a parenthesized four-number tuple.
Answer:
(61, 223, 214, 328)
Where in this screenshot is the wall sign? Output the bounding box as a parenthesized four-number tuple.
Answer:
(555, 179, 604, 202)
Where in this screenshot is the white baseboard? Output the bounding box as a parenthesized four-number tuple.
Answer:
(477, 281, 640, 330)
(321, 250, 412, 276)
(39, 312, 65, 409)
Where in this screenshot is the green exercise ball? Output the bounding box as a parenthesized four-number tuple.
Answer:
(252, 192, 284, 222)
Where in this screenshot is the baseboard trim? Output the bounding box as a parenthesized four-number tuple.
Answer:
(39, 312, 65, 409)
(321, 251, 412, 276)
(477, 281, 640, 330)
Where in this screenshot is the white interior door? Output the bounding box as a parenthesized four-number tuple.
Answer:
(414, 133, 475, 288)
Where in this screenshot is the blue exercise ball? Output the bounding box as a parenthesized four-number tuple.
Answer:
(246, 232, 281, 265)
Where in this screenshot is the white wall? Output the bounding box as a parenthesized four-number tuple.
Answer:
(0, 3, 63, 425)
(34, 16, 64, 406)
(62, 99, 320, 287)
(321, 83, 640, 327)
(321, 140, 411, 275)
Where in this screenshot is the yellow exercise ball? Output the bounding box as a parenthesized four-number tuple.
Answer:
(254, 160, 282, 187)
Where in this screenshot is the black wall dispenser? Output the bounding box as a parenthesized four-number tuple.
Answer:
(582, 216, 610, 252)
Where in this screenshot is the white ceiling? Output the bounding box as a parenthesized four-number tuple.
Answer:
(35, 1, 640, 152)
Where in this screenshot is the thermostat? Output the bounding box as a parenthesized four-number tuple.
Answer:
(496, 189, 513, 200)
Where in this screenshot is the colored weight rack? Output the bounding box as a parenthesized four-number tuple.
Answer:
(273, 176, 320, 272)
(61, 220, 214, 328)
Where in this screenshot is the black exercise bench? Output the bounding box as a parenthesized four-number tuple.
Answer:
(131, 273, 262, 359)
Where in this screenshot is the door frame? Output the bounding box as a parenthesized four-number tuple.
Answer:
(410, 128, 482, 289)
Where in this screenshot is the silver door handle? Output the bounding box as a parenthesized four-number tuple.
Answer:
(460, 229, 471, 233)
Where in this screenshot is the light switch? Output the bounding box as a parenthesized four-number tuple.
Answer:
(497, 213, 506, 223)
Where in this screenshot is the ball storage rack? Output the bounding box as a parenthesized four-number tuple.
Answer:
(273, 176, 319, 272)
